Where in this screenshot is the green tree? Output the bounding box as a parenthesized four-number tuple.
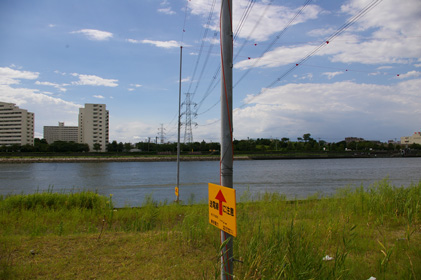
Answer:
(124, 142, 132, 152)
(303, 133, 313, 142)
(93, 143, 101, 152)
(107, 141, 118, 152)
(34, 138, 49, 152)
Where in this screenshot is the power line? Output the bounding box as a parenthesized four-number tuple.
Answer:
(180, 0, 190, 45)
(195, 0, 263, 115)
(241, 0, 384, 107)
(233, 0, 273, 62)
(195, 0, 311, 116)
(233, 0, 313, 88)
(186, 0, 217, 97)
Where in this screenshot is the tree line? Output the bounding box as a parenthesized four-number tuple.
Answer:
(1, 133, 420, 154)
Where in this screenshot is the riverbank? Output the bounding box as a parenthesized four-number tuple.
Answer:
(0, 155, 225, 163)
(0, 151, 416, 163)
(1, 180, 420, 279)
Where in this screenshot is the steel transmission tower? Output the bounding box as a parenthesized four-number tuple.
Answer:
(182, 92, 197, 143)
(158, 123, 166, 144)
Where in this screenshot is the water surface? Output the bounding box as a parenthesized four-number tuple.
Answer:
(1, 158, 420, 207)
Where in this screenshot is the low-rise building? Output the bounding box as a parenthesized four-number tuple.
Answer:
(43, 122, 78, 144)
(401, 132, 421, 145)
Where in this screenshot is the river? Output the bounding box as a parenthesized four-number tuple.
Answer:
(0, 158, 420, 207)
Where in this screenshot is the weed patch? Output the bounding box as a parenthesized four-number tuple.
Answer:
(0, 179, 420, 279)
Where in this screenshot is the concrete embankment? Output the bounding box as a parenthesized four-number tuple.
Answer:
(0, 156, 250, 163)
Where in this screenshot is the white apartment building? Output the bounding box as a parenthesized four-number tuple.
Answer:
(43, 122, 78, 144)
(0, 102, 34, 146)
(401, 132, 421, 145)
(78, 104, 109, 152)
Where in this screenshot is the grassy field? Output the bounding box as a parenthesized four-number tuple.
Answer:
(1, 179, 420, 279)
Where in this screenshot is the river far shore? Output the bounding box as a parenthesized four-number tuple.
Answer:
(0, 150, 418, 163)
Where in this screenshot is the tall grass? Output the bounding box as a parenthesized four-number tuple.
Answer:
(0, 179, 420, 279)
(0, 188, 110, 211)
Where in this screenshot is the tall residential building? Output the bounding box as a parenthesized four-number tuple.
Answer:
(43, 122, 78, 144)
(0, 102, 34, 146)
(78, 104, 109, 152)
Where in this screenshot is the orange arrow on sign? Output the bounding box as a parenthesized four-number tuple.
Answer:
(215, 190, 226, 216)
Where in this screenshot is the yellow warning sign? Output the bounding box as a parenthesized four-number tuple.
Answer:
(208, 183, 237, 237)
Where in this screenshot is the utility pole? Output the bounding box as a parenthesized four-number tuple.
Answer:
(220, 0, 233, 279)
(176, 46, 183, 203)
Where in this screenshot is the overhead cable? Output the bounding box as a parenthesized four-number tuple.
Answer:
(242, 0, 384, 107)
(234, 0, 313, 88)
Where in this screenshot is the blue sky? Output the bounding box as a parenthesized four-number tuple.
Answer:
(1, 0, 420, 144)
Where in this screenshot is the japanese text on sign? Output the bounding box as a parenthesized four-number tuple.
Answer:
(208, 183, 237, 237)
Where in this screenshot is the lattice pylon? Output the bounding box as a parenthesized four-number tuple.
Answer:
(182, 92, 197, 144)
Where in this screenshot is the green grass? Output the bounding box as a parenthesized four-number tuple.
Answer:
(1, 179, 420, 279)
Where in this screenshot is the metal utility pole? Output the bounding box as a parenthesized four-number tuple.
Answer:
(176, 46, 183, 203)
(220, 0, 233, 279)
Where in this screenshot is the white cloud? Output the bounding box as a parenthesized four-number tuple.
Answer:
(397, 70, 421, 79)
(322, 71, 343, 80)
(235, 0, 421, 70)
(127, 84, 142, 92)
(0, 81, 81, 136)
(235, 44, 315, 70)
(110, 120, 156, 142)
(158, 7, 175, 15)
(231, 79, 421, 141)
(377, 66, 393, 70)
(189, 0, 322, 42)
(203, 37, 219, 45)
(35, 81, 67, 92)
(341, 0, 421, 37)
(71, 74, 118, 87)
(54, 70, 67, 76)
(158, 0, 175, 15)
(93, 95, 105, 99)
(307, 27, 336, 37)
(181, 77, 191, 83)
(71, 29, 113, 41)
(0, 67, 39, 85)
(141, 39, 180, 49)
(126, 38, 140, 44)
(299, 73, 313, 80)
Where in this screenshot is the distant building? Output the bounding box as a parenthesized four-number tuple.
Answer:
(401, 132, 421, 145)
(345, 137, 364, 143)
(43, 122, 78, 144)
(0, 102, 34, 146)
(78, 104, 109, 152)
